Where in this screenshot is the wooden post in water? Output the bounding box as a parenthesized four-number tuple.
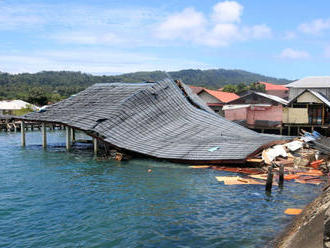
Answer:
(66, 127, 71, 151)
(93, 137, 98, 156)
(279, 164, 284, 188)
(42, 123, 47, 148)
(21, 121, 26, 147)
(265, 166, 273, 192)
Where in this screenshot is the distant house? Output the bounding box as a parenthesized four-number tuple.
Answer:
(258, 82, 289, 99)
(286, 76, 330, 100)
(223, 91, 288, 131)
(0, 100, 37, 115)
(283, 89, 330, 127)
(197, 89, 239, 115)
(189, 86, 204, 94)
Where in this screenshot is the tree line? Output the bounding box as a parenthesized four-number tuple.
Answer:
(0, 70, 290, 105)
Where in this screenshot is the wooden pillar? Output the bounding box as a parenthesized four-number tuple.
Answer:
(42, 123, 47, 148)
(93, 137, 98, 155)
(297, 126, 300, 136)
(279, 164, 284, 188)
(265, 166, 273, 193)
(66, 127, 71, 151)
(280, 126, 283, 136)
(288, 126, 291, 136)
(21, 121, 26, 147)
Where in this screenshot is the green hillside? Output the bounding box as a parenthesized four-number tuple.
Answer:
(0, 69, 291, 105)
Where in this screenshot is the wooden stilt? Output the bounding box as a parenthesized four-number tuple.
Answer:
(279, 164, 284, 188)
(280, 127, 283, 136)
(288, 126, 291, 136)
(265, 166, 273, 193)
(66, 127, 71, 151)
(93, 137, 98, 155)
(42, 123, 47, 148)
(21, 121, 26, 147)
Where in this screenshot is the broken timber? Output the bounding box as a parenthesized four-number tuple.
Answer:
(15, 79, 287, 164)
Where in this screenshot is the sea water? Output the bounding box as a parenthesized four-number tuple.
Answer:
(0, 131, 323, 248)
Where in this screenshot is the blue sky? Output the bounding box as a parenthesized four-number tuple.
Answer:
(1, 0, 330, 79)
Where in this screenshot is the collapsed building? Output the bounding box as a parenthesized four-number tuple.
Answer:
(18, 79, 287, 164)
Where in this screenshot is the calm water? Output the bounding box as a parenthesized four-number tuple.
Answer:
(0, 131, 323, 248)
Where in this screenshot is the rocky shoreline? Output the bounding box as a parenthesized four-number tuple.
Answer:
(270, 182, 330, 248)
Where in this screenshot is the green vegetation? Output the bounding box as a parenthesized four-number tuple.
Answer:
(222, 82, 266, 94)
(0, 69, 290, 105)
(13, 104, 35, 116)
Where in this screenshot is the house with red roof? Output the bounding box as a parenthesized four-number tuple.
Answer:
(196, 88, 239, 115)
(258, 82, 289, 99)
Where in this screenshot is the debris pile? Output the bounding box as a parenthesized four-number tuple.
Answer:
(259, 130, 330, 173)
(192, 130, 330, 186)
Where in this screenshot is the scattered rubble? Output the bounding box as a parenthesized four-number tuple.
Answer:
(209, 130, 329, 187)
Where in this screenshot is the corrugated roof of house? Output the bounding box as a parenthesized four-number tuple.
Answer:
(254, 92, 288, 105)
(189, 85, 204, 94)
(288, 89, 330, 107)
(226, 91, 288, 105)
(19, 79, 284, 163)
(202, 89, 240, 103)
(286, 76, 330, 88)
(259, 82, 288, 91)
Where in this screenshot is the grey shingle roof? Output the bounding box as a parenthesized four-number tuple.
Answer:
(286, 76, 330, 88)
(21, 79, 283, 163)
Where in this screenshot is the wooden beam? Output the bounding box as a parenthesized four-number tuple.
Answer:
(66, 127, 71, 151)
(42, 123, 47, 148)
(21, 121, 26, 147)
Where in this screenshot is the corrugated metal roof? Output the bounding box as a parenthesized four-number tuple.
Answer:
(202, 89, 240, 103)
(310, 90, 330, 107)
(189, 85, 204, 94)
(254, 92, 288, 105)
(20, 79, 284, 163)
(288, 89, 330, 107)
(259, 82, 288, 91)
(286, 76, 330, 88)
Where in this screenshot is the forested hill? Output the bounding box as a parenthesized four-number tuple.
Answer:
(0, 69, 291, 105)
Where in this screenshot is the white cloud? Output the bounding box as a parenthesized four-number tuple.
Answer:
(247, 24, 272, 39)
(298, 18, 330, 34)
(156, 8, 206, 40)
(203, 23, 241, 46)
(51, 32, 120, 45)
(212, 1, 243, 23)
(279, 48, 310, 59)
(156, 1, 271, 47)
